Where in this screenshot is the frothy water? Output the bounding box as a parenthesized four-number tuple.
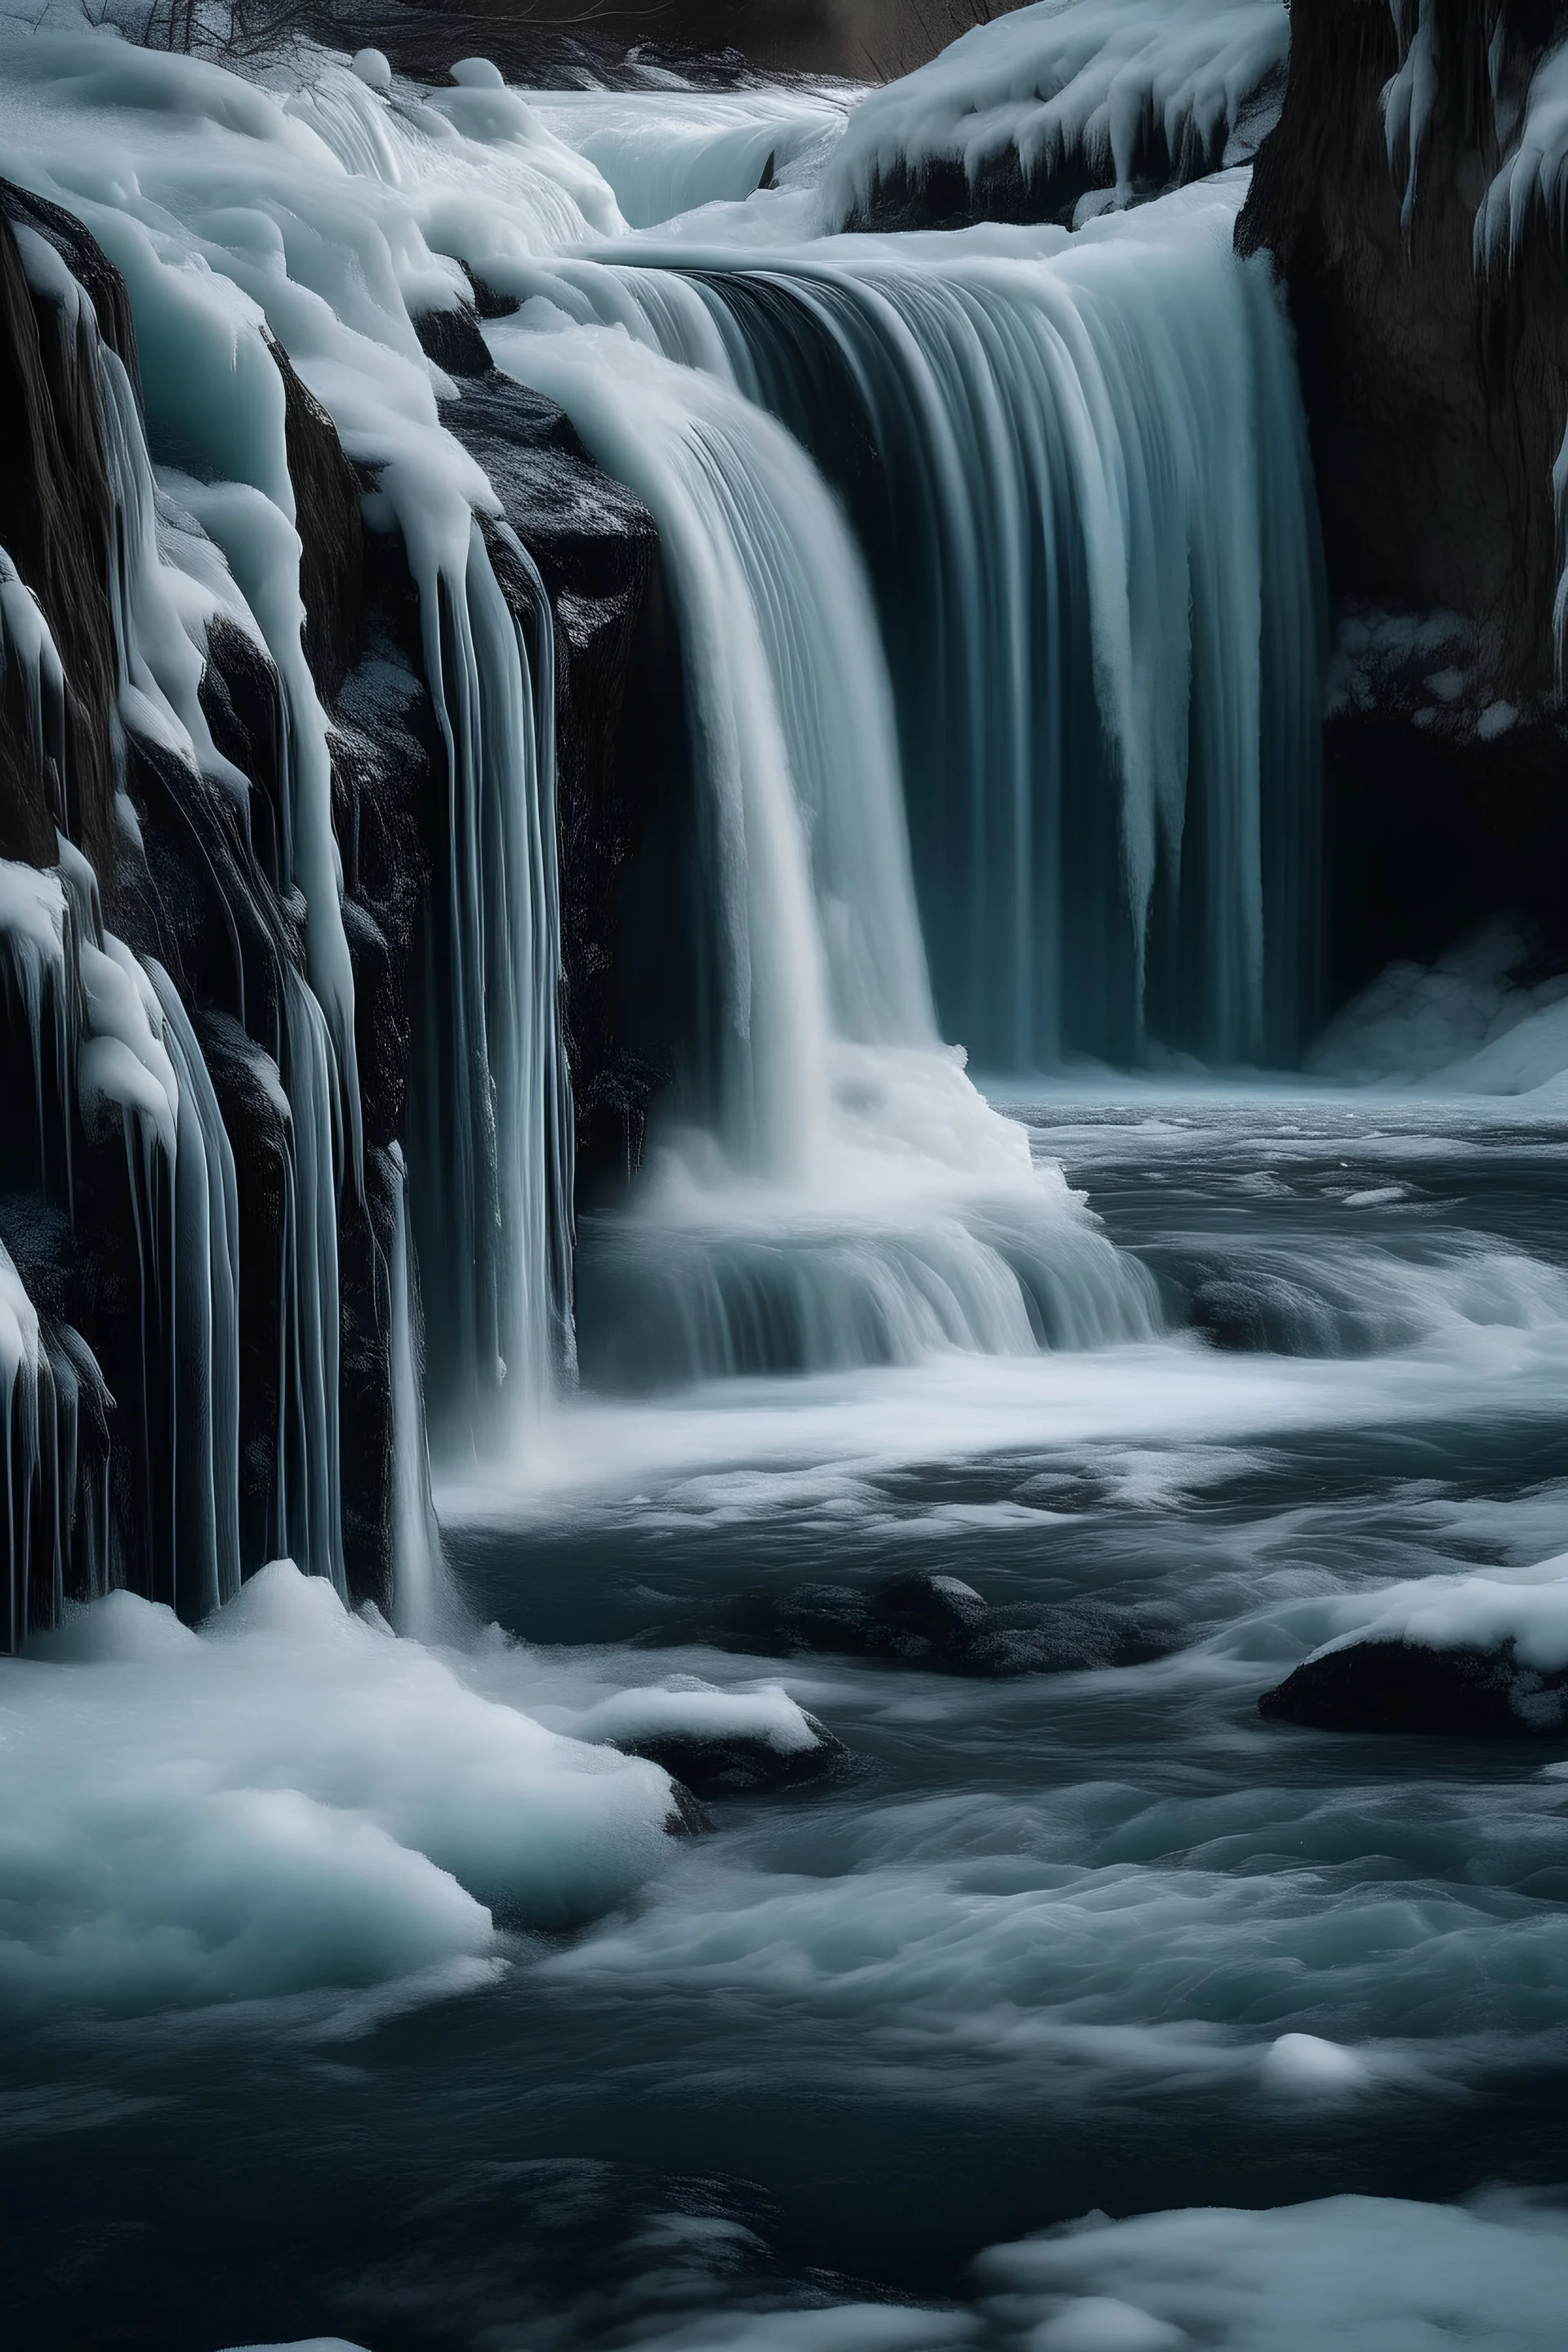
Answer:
(9, 1091, 1568, 2344)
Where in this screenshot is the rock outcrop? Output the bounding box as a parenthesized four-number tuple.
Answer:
(683, 1569, 1184, 1676)
(1238, 0, 1568, 994)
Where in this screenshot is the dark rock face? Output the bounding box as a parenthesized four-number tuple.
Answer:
(0, 179, 122, 874)
(1239, 0, 1568, 991)
(697, 1569, 1183, 1677)
(610, 1712, 847, 1797)
(1240, 0, 1568, 693)
(1260, 1636, 1568, 1734)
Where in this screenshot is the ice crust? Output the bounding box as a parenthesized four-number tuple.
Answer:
(824, 0, 1288, 226)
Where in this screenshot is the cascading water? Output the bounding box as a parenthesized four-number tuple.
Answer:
(6, 29, 1568, 2352)
(404, 511, 574, 1449)
(495, 183, 1325, 1074)
(488, 314, 1159, 1383)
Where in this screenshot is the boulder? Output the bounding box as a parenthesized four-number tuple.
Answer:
(707, 1570, 1183, 1677)
(1259, 1637, 1568, 1735)
(612, 1710, 848, 1798)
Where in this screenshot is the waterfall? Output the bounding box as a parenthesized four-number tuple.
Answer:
(489, 317, 1160, 1383)
(502, 183, 1325, 1073)
(489, 318, 929, 1183)
(0, 25, 1329, 1634)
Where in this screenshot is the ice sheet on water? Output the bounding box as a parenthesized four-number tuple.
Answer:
(463, 1635, 826, 1759)
(823, 0, 1288, 227)
(2, 1564, 682, 2016)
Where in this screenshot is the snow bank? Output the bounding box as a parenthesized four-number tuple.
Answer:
(1280, 1544, 1568, 1677)
(825, 0, 1288, 227)
(301, 2189, 1568, 2350)
(2, 1563, 681, 2015)
(977, 2192, 1568, 2350)
(1311, 923, 1568, 1097)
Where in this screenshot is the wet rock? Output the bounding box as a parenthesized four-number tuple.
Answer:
(1190, 1272, 1337, 1355)
(662, 1780, 715, 1838)
(1259, 1637, 1568, 1735)
(964, 1601, 1181, 1675)
(708, 1570, 1182, 1678)
(412, 301, 495, 380)
(613, 1710, 847, 1798)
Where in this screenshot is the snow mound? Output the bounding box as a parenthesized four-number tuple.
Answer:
(1, 1565, 680, 2016)
(976, 2192, 1568, 2349)
(825, 0, 1288, 228)
(1298, 1547, 1568, 1677)
(1311, 923, 1568, 1096)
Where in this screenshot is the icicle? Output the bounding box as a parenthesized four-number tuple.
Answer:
(387, 1141, 448, 1641)
(407, 516, 573, 1446)
(0, 548, 69, 831)
(274, 969, 346, 1599)
(0, 855, 74, 1200)
(145, 962, 243, 1616)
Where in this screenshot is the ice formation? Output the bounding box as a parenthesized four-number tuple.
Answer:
(2, 1563, 683, 2012)
(824, 0, 1289, 226)
(976, 2194, 1568, 2351)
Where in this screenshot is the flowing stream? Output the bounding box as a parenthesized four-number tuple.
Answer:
(7, 1089, 1568, 2346)
(1, 32, 1566, 2350)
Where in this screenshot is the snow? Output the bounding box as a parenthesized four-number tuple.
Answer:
(1312, 922, 1568, 1097)
(1294, 1544, 1568, 1676)
(977, 2194, 1568, 2350)
(824, 0, 1288, 228)
(2, 1563, 683, 2014)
